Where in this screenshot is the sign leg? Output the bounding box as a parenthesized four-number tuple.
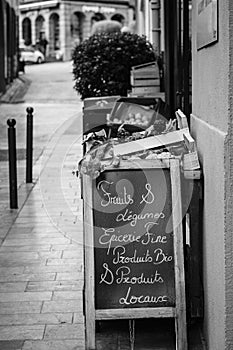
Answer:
(83, 174, 96, 349)
(170, 159, 187, 350)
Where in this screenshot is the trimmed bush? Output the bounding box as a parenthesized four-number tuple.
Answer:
(72, 32, 156, 99)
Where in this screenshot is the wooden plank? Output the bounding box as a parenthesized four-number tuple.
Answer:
(129, 91, 165, 100)
(102, 158, 170, 170)
(96, 307, 175, 320)
(113, 129, 188, 156)
(187, 180, 204, 318)
(175, 109, 188, 129)
(170, 159, 187, 350)
(83, 174, 96, 350)
(132, 71, 159, 79)
(132, 86, 160, 93)
(183, 169, 201, 180)
(133, 79, 160, 87)
(131, 61, 157, 70)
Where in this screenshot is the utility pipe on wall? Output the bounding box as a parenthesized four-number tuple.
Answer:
(150, 0, 161, 55)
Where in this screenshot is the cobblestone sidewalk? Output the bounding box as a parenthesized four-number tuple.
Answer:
(0, 115, 85, 350)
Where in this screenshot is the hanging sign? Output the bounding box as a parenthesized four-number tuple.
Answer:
(197, 0, 218, 49)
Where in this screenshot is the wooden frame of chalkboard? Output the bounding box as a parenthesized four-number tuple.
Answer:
(83, 158, 187, 349)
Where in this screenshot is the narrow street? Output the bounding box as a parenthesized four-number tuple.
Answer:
(0, 61, 85, 349)
(0, 61, 82, 160)
(0, 62, 205, 349)
(0, 61, 83, 240)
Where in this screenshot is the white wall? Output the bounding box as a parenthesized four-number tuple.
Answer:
(191, 0, 233, 348)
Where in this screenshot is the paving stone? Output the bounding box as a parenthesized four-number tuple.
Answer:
(44, 324, 85, 340)
(46, 258, 81, 266)
(22, 339, 85, 350)
(62, 250, 83, 259)
(0, 313, 72, 326)
(0, 252, 46, 259)
(1, 226, 32, 235)
(26, 280, 83, 292)
(51, 244, 81, 251)
(14, 218, 52, 224)
(56, 273, 83, 281)
(52, 291, 82, 300)
(24, 264, 82, 274)
(6, 233, 64, 239)
(0, 258, 47, 267)
(0, 245, 51, 252)
(73, 313, 85, 324)
(17, 212, 49, 218)
(0, 325, 45, 340)
(0, 302, 42, 315)
(0, 251, 60, 267)
(0, 273, 56, 282)
(2, 237, 71, 246)
(32, 228, 67, 233)
(42, 300, 82, 313)
(0, 292, 52, 302)
(0, 340, 24, 350)
(0, 267, 24, 274)
(0, 282, 27, 292)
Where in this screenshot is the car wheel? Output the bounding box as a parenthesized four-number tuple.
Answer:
(37, 57, 42, 64)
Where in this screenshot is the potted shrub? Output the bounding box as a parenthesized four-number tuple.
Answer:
(72, 32, 156, 99)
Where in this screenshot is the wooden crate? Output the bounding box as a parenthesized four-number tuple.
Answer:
(130, 61, 160, 96)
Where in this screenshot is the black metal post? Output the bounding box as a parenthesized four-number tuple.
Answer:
(164, 0, 177, 115)
(7, 119, 18, 209)
(26, 106, 33, 183)
(183, 0, 191, 120)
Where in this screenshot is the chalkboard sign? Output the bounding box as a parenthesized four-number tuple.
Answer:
(83, 159, 187, 350)
(93, 168, 175, 309)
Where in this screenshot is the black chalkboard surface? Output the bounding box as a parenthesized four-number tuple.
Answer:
(83, 159, 187, 349)
(93, 168, 175, 309)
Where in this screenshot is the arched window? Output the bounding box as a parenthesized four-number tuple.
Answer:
(22, 17, 32, 45)
(35, 15, 45, 42)
(71, 12, 85, 46)
(111, 13, 125, 25)
(49, 13, 59, 50)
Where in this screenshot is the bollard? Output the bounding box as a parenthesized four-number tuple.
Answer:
(26, 107, 34, 183)
(7, 119, 18, 209)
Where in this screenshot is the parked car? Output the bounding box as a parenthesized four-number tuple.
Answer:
(19, 47, 45, 64)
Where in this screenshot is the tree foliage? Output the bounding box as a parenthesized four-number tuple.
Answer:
(72, 32, 156, 99)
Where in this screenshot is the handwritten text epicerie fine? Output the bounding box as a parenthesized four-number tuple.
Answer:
(99, 224, 167, 254)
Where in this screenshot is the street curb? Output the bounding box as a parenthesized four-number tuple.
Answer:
(0, 112, 82, 247)
(0, 75, 31, 104)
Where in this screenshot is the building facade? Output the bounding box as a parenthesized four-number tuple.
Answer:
(19, 0, 134, 60)
(0, 0, 19, 94)
(137, 0, 233, 348)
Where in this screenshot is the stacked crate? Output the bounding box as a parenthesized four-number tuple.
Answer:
(130, 61, 160, 96)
